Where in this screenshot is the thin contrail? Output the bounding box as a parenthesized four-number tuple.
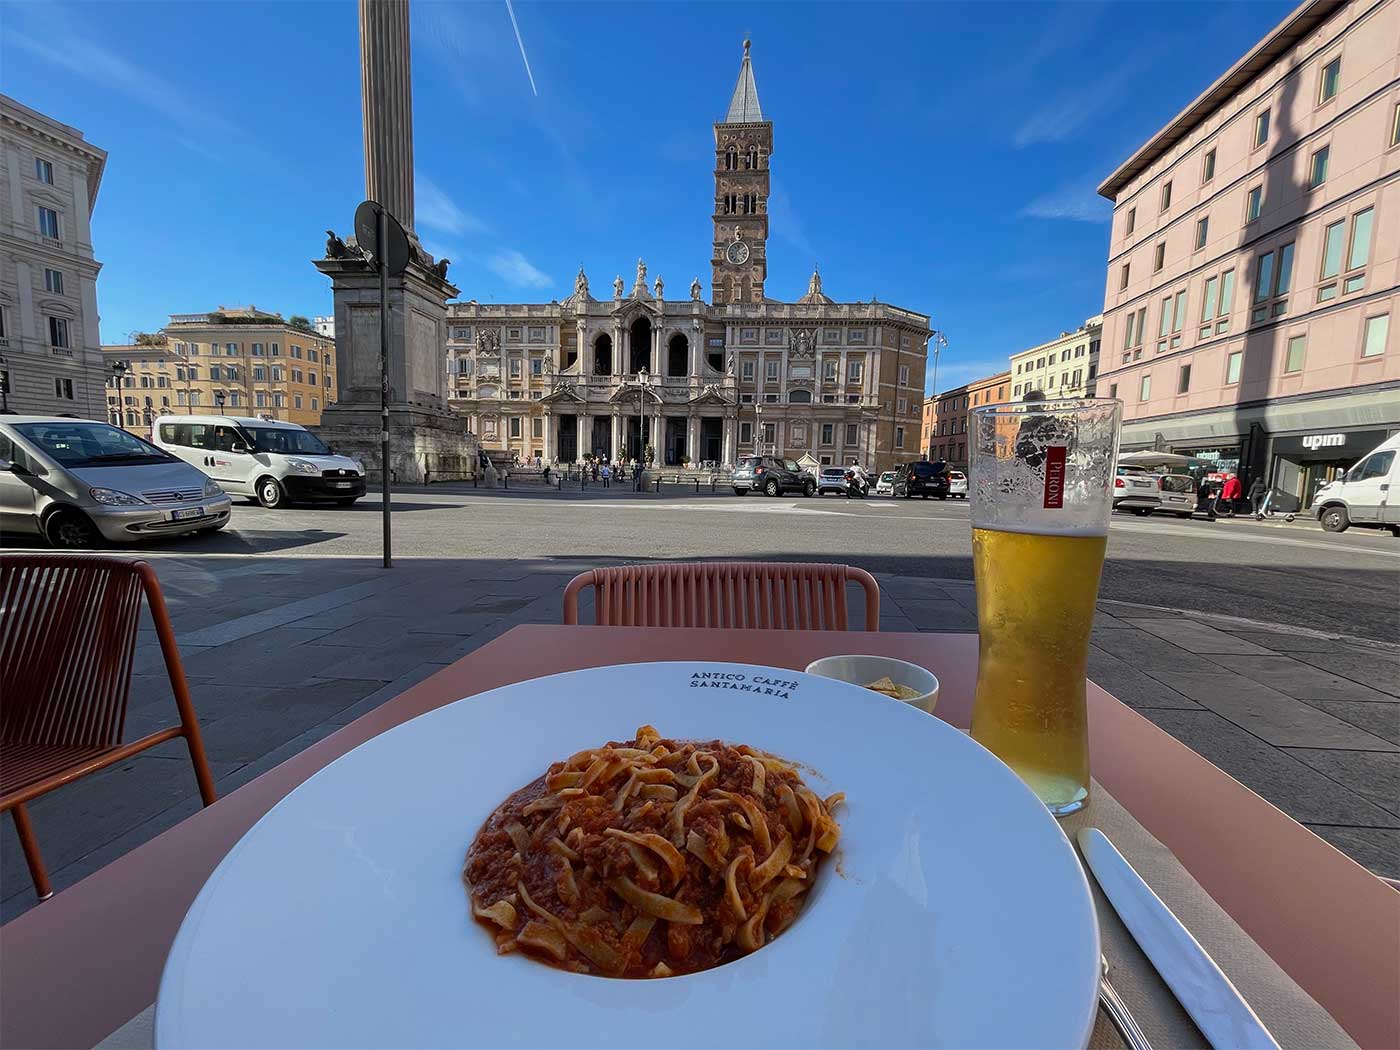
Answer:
(504, 0, 538, 97)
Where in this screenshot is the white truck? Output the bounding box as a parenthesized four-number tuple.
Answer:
(1311, 433, 1399, 535)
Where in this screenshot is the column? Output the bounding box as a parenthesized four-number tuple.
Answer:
(613, 325, 625, 377)
(612, 410, 624, 461)
(542, 409, 554, 462)
(359, 0, 415, 231)
(687, 415, 699, 463)
(577, 411, 589, 460)
(722, 416, 736, 466)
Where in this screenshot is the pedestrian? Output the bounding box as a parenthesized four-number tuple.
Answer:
(601, 462, 611, 488)
(1247, 476, 1267, 515)
(1196, 474, 1217, 520)
(1220, 473, 1242, 517)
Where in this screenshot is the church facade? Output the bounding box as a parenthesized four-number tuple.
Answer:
(445, 42, 930, 473)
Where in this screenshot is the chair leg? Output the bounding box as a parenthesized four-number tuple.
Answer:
(10, 804, 53, 901)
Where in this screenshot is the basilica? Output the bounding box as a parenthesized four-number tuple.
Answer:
(445, 41, 930, 472)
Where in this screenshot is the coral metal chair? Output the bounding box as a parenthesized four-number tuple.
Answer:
(562, 561, 880, 631)
(0, 555, 217, 901)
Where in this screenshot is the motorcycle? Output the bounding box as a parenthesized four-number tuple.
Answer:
(844, 469, 868, 499)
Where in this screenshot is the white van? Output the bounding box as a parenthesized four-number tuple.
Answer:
(152, 415, 366, 509)
(1311, 433, 1399, 535)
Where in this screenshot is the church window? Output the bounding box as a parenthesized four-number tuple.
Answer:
(848, 329, 867, 344)
(765, 359, 779, 381)
(844, 423, 858, 445)
(746, 146, 758, 169)
(667, 333, 689, 377)
(725, 146, 738, 171)
(820, 424, 834, 445)
(740, 327, 758, 344)
(723, 194, 736, 214)
(593, 333, 612, 375)
(822, 359, 837, 381)
(741, 360, 755, 381)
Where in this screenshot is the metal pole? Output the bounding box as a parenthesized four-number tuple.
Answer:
(378, 207, 392, 569)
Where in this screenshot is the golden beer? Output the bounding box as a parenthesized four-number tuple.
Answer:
(969, 527, 1107, 814)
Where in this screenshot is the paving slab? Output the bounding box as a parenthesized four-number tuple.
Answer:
(1302, 700, 1400, 746)
(1282, 748, 1400, 818)
(1099, 602, 1181, 619)
(1146, 671, 1398, 750)
(1087, 648, 1202, 709)
(1296, 650, 1400, 699)
(1134, 710, 1400, 828)
(1226, 630, 1360, 654)
(310, 616, 422, 648)
(1303, 825, 1400, 880)
(897, 600, 978, 631)
(198, 679, 387, 763)
(1131, 618, 1277, 655)
(1198, 654, 1396, 702)
(1090, 626, 1201, 670)
(306, 632, 462, 681)
(181, 630, 355, 686)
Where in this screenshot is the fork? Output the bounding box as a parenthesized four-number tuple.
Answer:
(1101, 954, 1153, 1050)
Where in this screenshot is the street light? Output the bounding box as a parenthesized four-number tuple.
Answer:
(753, 401, 764, 453)
(109, 360, 129, 428)
(214, 390, 227, 411)
(637, 368, 650, 465)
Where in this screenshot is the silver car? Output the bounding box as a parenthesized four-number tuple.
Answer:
(0, 417, 233, 548)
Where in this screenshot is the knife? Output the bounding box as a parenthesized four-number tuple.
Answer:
(1077, 827, 1280, 1050)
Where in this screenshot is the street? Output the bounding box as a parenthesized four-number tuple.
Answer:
(2, 487, 1397, 919)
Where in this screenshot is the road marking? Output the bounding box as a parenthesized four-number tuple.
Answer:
(1112, 518, 1398, 558)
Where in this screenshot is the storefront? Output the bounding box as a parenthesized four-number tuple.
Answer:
(1268, 427, 1397, 512)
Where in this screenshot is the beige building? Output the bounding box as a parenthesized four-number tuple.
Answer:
(1009, 316, 1101, 399)
(921, 370, 1011, 469)
(102, 307, 336, 433)
(445, 42, 929, 473)
(0, 95, 107, 417)
(1097, 0, 1398, 510)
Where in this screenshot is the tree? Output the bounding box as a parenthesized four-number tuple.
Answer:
(288, 315, 315, 332)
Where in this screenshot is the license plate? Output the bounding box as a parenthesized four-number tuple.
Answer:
(171, 507, 206, 521)
(331, 481, 353, 489)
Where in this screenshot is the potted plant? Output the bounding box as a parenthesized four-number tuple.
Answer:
(644, 444, 655, 466)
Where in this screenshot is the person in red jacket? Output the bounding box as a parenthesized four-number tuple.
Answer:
(1219, 473, 1243, 516)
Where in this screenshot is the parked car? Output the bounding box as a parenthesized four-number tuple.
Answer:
(816, 465, 849, 495)
(892, 460, 949, 499)
(1113, 466, 1159, 516)
(731, 455, 816, 497)
(152, 415, 366, 508)
(1152, 473, 1196, 518)
(0, 417, 233, 548)
(875, 470, 896, 496)
(947, 470, 968, 499)
(1311, 433, 1400, 535)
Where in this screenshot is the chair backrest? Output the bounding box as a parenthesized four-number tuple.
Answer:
(562, 561, 880, 631)
(0, 555, 146, 748)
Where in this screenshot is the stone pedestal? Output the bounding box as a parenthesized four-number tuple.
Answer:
(313, 253, 477, 483)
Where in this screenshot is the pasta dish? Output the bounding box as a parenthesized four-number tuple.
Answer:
(464, 725, 843, 978)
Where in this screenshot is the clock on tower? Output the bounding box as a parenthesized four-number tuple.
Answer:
(711, 39, 771, 306)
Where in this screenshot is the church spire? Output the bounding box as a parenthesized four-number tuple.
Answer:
(724, 38, 764, 123)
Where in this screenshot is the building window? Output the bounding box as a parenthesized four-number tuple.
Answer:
(1253, 108, 1270, 148)
(271, 343, 281, 356)
(1153, 242, 1165, 272)
(253, 365, 266, 381)
(44, 268, 64, 294)
(225, 343, 238, 356)
(291, 368, 303, 383)
(35, 156, 54, 183)
(308, 348, 319, 363)
(509, 359, 522, 378)
(1309, 145, 1329, 187)
(1202, 148, 1216, 184)
(308, 371, 317, 385)
(530, 358, 543, 376)
(1251, 243, 1294, 322)
(1392, 103, 1400, 147)
(1362, 314, 1389, 358)
(844, 423, 858, 446)
(1319, 207, 1373, 300)
(1157, 290, 1186, 351)
(54, 377, 74, 400)
(1284, 335, 1306, 373)
(1139, 375, 1151, 402)
(1194, 217, 1208, 250)
(739, 421, 753, 444)
(291, 345, 302, 358)
(271, 367, 283, 381)
(898, 364, 910, 385)
(1014, 383, 1021, 396)
(509, 417, 521, 438)
(1119, 263, 1130, 290)
(848, 360, 863, 382)
(273, 393, 284, 408)
(1318, 56, 1341, 104)
(208, 365, 222, 381)
(311, 397, 319, 410)
(48, 316, 69, 348)
(897, 397, 908, 413)
(822, 358, 838, 382)
(1225, 350, 1242, 385)
(294, 395, 303, 409)
(741, 360, 755, 381)
(895, 426, 905, 449)
(1176, 363, 1191, 394)
(532, 417, 543, 438)
(1123, 305, 1147, 351)
(37, 206, 59, 239)
(1245, 185, 1263, 222)
(1125, 208, 1136, 236)
(1160, 180, 1172, 212)
(1108, 382, 1118, 399)
(765, 359, 779, 381)
(820, 423, 834, 446)
(761, 422, 776, 445)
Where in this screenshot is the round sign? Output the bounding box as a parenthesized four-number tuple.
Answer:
(353, 200, 412, 276)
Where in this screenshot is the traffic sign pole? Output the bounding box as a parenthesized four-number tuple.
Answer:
(377, 207, 392, 569)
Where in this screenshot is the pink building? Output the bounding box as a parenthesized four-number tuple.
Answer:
(1096, 0, 1399, 510)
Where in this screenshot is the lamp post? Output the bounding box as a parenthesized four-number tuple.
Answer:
(637, 368, 650, 465)
(214, 390, 227, 412)
(109, 360, 128, 429)
(928, 330, 947, 459)
(753, 402, 763, 454)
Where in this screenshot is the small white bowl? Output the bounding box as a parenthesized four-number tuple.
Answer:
(804, 655, 940, 714)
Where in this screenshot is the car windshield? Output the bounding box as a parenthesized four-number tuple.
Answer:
(13, 422, 173, 467)
(880, 472, 895, 481)
(912, 462, 943, 477)
(820, 467, 845, 476)
(242, 426, 331, 455)
(736, 457, 761, 470)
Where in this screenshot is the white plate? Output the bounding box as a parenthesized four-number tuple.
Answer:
(157, 662, 1100, 1049)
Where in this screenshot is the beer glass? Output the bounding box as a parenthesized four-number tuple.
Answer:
(968, 398, 1121, 816)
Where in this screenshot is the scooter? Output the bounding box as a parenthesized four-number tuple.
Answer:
(844, 469, 868, 498)
(1253, 491, 1296, 522)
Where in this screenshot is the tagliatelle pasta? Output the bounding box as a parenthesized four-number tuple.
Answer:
(464, 725, 843, 978)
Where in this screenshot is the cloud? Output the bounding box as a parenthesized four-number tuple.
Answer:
(1021, 182, 1108, 223)
(7, 23, 240, 137)
(487, 250, 551, 288)
(767, 183, 817, 262)
(417, 176, 486, 236)
(1012, 52, 1152, 148)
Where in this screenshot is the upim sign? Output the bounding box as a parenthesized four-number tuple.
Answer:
(1302, 433, 1346, 451)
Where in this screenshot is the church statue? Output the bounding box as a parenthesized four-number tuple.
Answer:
(574, 265, 589, 299)
(634, 258, 648, 293)
(324, 229, 350, 259)
(477, 328, 500, 355)
(654, 275, 664, 299)
(433, 257, 451, 281)
(690, 276, 703, 301)
(613, 274, 624, 298)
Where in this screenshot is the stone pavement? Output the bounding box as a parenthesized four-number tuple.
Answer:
(2, 557, 1395, 921)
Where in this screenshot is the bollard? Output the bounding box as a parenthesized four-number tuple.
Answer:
(695, 478, 700, 493)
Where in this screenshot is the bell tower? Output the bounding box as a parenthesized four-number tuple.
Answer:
(712, 39, 771, 306)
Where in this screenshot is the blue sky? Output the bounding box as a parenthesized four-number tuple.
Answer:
(3, 0, 1295, 393)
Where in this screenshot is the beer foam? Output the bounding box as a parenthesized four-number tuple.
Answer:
(970, 520, 1110, 539)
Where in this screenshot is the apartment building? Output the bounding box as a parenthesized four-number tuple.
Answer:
(1009, 316, 1102, 399)
(922, 370, 1011, 468)
(1097, 0, 1398, 511)
(102, 307, 337, 433)
(0, 95, 107, 417)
